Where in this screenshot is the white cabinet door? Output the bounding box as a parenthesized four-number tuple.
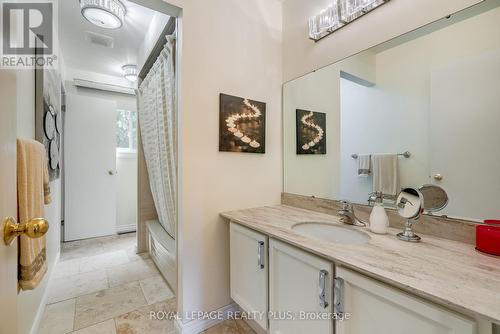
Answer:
(230, 223, 268, 330)
(336, 266, 477, 334)
(269, 239, 334, 334)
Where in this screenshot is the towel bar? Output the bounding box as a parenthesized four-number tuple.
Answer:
(351, 151, 411, 159)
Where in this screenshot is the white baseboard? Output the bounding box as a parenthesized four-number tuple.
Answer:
(116, 224, 136, 234)
(175, 303, 239, 334)
(29, 251, 60, 334)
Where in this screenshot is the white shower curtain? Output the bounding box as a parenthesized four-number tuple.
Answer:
(138, 36, 177, 238)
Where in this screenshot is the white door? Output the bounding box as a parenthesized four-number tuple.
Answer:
(65, 93, 117, 241)
(269, 239, 334, 334)
(0, 70, 19, 334)
(230, 223, 268, 330)
(430, 50, 500, 220)
(335, 266, 476, 334)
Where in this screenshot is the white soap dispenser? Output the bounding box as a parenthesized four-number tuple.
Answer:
(369, 192, 389, 234)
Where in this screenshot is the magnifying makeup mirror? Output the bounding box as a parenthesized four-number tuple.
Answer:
(396, 188, 424, 242)
(419, 184, 448, 213)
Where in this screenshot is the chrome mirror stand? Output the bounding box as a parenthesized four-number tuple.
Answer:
(397, 219, 421, 242)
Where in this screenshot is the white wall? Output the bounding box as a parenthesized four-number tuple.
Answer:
(137, 12, 171, 72)
(163, 0, 283, 320)
(282, 0, 483, 81)
(15, 70, 62, 334)
(116, 153, 138, 232)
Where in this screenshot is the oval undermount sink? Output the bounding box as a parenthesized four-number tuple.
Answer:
(292, 222, 370, 245)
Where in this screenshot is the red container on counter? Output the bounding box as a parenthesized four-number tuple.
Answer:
(476, 220, 500, 256)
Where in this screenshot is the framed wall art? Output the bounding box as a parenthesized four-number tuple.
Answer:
(219, 93, 266, 153)
(296, 109, 326, 155)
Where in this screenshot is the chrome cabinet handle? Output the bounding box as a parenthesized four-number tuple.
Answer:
(257, 241, 265, 269)
(319, 270, 329, 308)
(333, 277, 344, 315)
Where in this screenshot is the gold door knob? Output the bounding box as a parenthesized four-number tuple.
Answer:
(3, 217, 49, 245)
(433, 174, 443, 181)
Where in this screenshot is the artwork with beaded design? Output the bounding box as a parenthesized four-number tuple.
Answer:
(219, 93, 266, 153)
(296, 109, 326, 154)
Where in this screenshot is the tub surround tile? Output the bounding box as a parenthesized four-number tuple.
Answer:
(114, 299, 177, 334)
(139, 275, 174, 305)
(48, 269, 108, 304)
(39, 299, 76, 334)
(221, 204, 500, 323)
(74, 281, 147, 330)
(106, 258, 160, 288)
(71, 320, 116, 334)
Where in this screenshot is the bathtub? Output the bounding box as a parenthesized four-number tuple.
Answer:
(146, 219, 177, 293)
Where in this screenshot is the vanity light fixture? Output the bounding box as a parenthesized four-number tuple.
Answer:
(122, 65, 137, 82)
(308, 0, 390, 41)
(80, 0, 126, 29)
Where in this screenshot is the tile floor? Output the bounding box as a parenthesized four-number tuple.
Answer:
(40, 233, 254, 334)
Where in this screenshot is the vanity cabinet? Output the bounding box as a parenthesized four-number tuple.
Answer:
(230, 223, 268, 330)
(229, 223, 489, 334)
(335, 266, 477, 334)
(269, 239, 334, 334)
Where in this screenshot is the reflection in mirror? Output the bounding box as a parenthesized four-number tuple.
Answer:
(283, 1, 500, 222)
(397, 188, 423, 220)
(419, 185, 448, 213)
(396, 188, 424, 242)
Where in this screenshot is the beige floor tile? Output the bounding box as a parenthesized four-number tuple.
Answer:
(39, 299, 76, 334)
(202, 319, 256, 334)
(106, 258, 160, 288)
(115, 299, 177, 334)
(53, 258, 80, 279)
(126, 248, 150, 262)
(74, 281, 147, 330)
(60, 243, 105, 261)
(71, 319, 116, 334)
(48, 270, 108, 304)
(139, 275, 174, 305)
(102, 236, 136, 253)
(79, 250, 130, 273)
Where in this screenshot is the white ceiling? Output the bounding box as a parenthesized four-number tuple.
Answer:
(59, 0, 168, 80)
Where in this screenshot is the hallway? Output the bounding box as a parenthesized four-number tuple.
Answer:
(39, 233, 177, 333)
(39, 233, 254, 334)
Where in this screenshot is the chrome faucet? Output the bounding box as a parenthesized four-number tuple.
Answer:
(338, 201, 366, 227)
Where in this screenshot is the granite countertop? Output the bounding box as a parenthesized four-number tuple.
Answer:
(221, 205, 500, 323)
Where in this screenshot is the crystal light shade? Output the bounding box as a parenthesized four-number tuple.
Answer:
(122, 65, 137, 82)
(309, 0, 388, 41)
(308, 2, 343, 41)
(340, 0, 387, 22)
(80, 0, 126, 29)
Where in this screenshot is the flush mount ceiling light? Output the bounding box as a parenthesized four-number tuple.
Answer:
(309, 0, 389, 41)
(122, 65, 137, 82)
(80, 0, 126, 29)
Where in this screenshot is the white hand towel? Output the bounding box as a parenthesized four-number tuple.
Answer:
(371, 154, 399, 198)
(357, 154, 371, 177)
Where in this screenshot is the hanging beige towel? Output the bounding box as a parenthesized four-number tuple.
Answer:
(371, 154, 400, 199)
(17, 138, 51, 290)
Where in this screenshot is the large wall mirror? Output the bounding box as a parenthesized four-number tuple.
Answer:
(283, 0, 500, 222)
